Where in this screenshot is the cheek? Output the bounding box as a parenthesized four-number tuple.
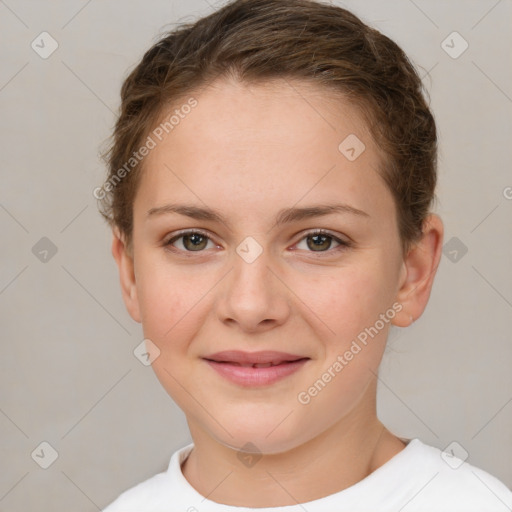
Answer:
(135, 259, 203, 404)
(294, 269, 392, 422)
(295, 263, 391, 341)
(135, 256, 195, 345)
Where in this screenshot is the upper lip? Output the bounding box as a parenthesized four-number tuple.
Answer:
(203, 350, 308, 365)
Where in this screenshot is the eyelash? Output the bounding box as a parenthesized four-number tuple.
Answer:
(164, 229, 351, 257)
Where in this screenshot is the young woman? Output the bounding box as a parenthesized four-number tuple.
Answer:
(99, 0, 512, 509)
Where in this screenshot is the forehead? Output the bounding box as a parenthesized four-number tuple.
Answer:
(167, 76, 372, 155)
(135, 77, 393, 224)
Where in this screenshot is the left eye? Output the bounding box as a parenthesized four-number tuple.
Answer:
(166, 231, 215, 252)
(295, 231, 346, 252)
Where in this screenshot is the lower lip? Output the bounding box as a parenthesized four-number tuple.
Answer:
(204, 359, 309, 387)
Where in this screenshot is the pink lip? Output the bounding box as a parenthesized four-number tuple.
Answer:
(203, 350, 309, 387)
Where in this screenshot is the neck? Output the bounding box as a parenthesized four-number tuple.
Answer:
(181, 383, 406, 507)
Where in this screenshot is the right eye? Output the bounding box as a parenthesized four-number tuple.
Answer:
(165, 230, 217, 252)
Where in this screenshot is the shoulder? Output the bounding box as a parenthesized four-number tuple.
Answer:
(102, 471, 169, 512)
(399, 439, 512, 511)
(102, 444, 194, 512)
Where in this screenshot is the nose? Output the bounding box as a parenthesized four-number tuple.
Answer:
(215, 247, 291, 333)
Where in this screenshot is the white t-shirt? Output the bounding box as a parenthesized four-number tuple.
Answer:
(103, 438, 512, 511)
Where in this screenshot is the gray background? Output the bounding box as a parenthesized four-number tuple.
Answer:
(1, 0, 511, 510)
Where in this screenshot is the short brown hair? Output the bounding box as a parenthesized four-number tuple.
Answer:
(99, 0, 437, 254)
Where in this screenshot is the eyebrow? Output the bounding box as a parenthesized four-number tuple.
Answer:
(146, 202, 370, 228)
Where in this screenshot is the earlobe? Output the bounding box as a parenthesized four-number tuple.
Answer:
(111, 228, 141, 323)
(391, 214, 444, 328)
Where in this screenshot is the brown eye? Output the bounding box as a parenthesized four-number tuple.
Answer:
(295, 230, 349, 254)
(306, 233, 334, 251)
(182, 233, 208, 251)
(167, 231, 213, 252)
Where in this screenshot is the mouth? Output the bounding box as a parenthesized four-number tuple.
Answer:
(203, 350, 308, 366)
(208, 360, 305, 368)
(202, 350, 310, 387)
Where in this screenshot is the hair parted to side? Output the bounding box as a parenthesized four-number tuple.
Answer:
(99, 0, 437, 255)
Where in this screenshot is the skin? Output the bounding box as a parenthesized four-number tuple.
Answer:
(112, 77, 444, 507)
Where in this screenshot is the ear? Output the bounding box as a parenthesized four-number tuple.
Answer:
(111, 228, 141, 323)
(392, 214, 444, 327)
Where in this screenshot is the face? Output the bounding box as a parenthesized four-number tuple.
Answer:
(122, 78, 412, 454)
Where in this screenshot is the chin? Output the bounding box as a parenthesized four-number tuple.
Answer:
(210, 415, 312, 456)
